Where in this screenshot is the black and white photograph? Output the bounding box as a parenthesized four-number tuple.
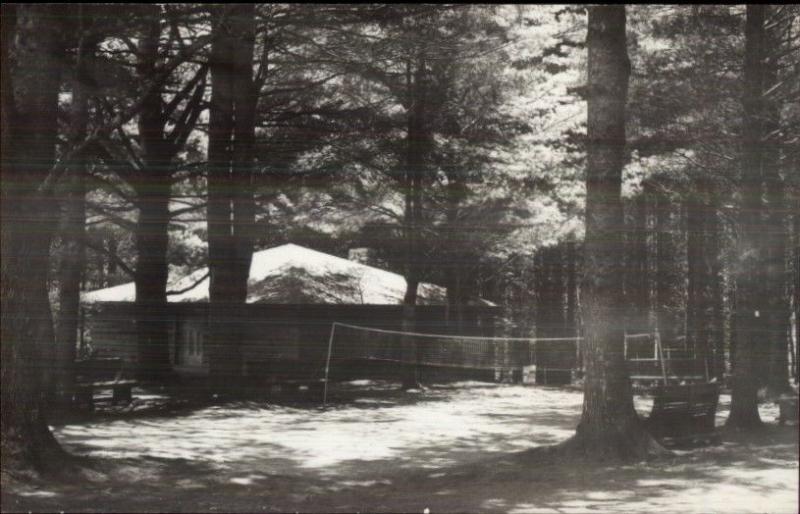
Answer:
(1, 4, 798, 513)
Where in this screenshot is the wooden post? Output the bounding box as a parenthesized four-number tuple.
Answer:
(656, 329, 668, 385)
(623, 332, 628, 360)
(322, 322, 336, 406)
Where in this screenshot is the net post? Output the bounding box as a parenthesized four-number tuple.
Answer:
(623, 332, 628, 360)
(323, 322, 336, 407)
(655, 328, 668, 386)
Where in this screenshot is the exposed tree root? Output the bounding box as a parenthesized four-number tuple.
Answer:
(554, 422, 670, 463)
(725, 416, 765, 431)
(1, 416, 97, 483)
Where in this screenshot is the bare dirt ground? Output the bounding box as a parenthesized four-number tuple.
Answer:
(2, 381, 798, 513)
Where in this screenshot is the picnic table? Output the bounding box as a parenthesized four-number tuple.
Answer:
(73, 357, 137, 410)
(777, 394, 798, 425)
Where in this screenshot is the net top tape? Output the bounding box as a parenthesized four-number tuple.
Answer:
(332, 322, 653, 343)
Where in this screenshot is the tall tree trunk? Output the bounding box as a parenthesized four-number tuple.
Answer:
(207, 5, 256, 385)
(400, 183, 421, 388)
(133, 186, 172, 381)
(565, 5, 661, 459)
(1, 5, 70, 471)
(762, 15, 790, 396)
(708, 194, 726, 381)
(229, 4, 257, 383)
(624, 194, 649, 333)
(208, 4, 236, 384)
(134, 8, 174, 381)
(654, 191, 685, 345)
(793, 195, 799, 384)
(686, 189, 703, 358)
(686, 179, 723, 379)
(444, 180, 467, 334)
(400, 56, 429, 389)
(231, 6, 257, 306)
(55, 27, 94, 404)
(764, 184, 789, 396)
(728, 4, 768, 428)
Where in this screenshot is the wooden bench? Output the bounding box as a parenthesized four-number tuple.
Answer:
(73, 357, 137, 410)
(644, 383, 720, 442)
(74, 380, 137, 409)
(777, 395, 798, 425)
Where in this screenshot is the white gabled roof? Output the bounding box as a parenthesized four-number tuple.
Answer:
(81, 243, 449, 305)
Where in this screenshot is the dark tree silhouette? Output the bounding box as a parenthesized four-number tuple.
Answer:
(728, 4, 771, 428)
(55, 12, 97, 404)
(132, 6, 208, 381)
(207, 4, 258, 383)
(563, 5, 662, 459)
(1, 5, 71, 471)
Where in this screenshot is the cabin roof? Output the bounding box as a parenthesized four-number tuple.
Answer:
(82, 243, 493, 306)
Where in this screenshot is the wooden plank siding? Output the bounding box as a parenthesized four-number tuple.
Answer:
(83, 302, 501, 381)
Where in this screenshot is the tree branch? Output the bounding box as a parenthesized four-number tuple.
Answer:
(167, 271, 209, 296)
(38, 31, 216, 195)
(82, 238, 135, 277)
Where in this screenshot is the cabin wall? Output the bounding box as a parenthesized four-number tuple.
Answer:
(239, 304, 499, 380)
(84, 302, 500, 380)
(83, 304, 139, 363)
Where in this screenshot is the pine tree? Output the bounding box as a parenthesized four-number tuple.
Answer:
(564, 5, 663, 459)
(207, 4, 258, 384)
(1, 4, 71, 472)
(728, 4, 769, 428)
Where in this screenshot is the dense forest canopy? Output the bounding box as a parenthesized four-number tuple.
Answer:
(1, 3, 798, 473)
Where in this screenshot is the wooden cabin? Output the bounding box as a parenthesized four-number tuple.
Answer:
(81, 244, 500, 382)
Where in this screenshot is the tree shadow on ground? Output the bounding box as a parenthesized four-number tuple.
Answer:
(5, 425, 795, 513)
(3, 385, 796, 513)
(318, 424, 798, 514)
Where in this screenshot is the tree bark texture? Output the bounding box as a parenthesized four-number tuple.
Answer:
(207, 5, 257, 384)
(729, 4, 768, 428)
(793, 194, 799, 383)
(400, 55, 431, 389)
(134, 8, 175, 381)
(708, 195, 726, 381)
(654, 191, 686, 345)
(761, 14, 791, 395)
(624, 194, 649, 333)
(686, 179, 723, 380)
(1, 5, 70, 471)
(566, 5, 661, 459)
(55, 27, 94, 402)
(444, 179, 469, 333)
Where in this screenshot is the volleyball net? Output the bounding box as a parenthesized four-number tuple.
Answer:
(324, 322, 668, 381)
(320, 324, 710, 406)
(323, 322, 586, 386)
